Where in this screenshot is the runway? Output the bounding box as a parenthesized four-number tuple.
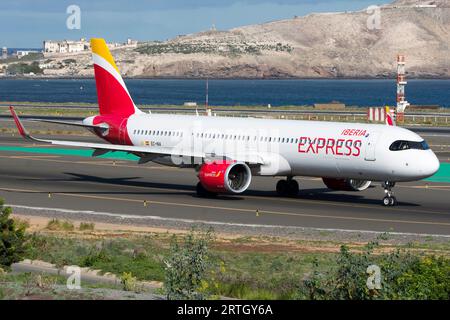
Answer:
(0, 133, 450, 235)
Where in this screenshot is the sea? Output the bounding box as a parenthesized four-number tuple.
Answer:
(0, 79, 449, 108)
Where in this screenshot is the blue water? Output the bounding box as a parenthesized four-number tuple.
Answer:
(0, 79, 448, 107)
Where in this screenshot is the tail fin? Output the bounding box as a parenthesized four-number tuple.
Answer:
(91, 38, 141, 117)
(385, 106, 395, 126)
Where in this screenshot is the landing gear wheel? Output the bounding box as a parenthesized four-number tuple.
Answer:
(382, 181, 397, 206)
(276, 180, 288, 196)
(287, 179, 299, 197)
(382, 196, 397, 207)
(276, 179, 299, 197)
(389, 196, 397, 206)
(196, 182, 217, 198)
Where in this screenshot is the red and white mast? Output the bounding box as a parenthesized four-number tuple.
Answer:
(396, 54, 409, 121)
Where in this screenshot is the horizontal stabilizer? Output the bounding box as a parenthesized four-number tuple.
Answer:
(28, 118, 109, 132)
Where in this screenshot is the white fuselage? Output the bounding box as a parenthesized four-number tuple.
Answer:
(126, 113, 440, 182)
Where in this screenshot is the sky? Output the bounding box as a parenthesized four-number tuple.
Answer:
(0, 0, 392, 48)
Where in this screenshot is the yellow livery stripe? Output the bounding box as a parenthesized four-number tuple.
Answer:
(90, 38, 119, 73)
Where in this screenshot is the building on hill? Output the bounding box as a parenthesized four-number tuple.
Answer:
(1, 47, 7, 59)
(16, 50, 39, 58)
(43, 38, 90, 54)
(43, 38, 139, 55)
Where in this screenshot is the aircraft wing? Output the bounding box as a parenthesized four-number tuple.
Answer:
(10, 107, 264, 165)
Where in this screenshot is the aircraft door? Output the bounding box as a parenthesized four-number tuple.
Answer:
(364, 132, 379, 161)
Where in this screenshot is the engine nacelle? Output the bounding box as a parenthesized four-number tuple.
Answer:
(198, 161, 252, 194)
(322, 178, 371, 191)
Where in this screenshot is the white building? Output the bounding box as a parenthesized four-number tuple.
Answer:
(1, 47, 7, 59)
(126, 38, 138, 47)
(43, 38, 138, 55)
(43, 39, 89, 54)
(16, 50, 39, 58)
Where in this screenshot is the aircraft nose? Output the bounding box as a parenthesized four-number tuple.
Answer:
(421, 151, 440, 178)
(428, 152, 440, 176)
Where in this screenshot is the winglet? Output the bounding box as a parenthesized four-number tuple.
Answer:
(10, 106, 33, 140)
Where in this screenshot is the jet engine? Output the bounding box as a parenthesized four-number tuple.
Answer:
(322, 178, 371, 192)
(198, 161, 252, 194)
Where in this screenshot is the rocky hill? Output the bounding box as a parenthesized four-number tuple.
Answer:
(3, 0, 449, 79)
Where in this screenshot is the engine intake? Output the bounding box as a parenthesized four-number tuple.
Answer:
(198, 161, 252, 194)
(322, 178, 371, 192)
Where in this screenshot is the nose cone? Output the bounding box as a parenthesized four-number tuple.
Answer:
(415, 151, 440, 180)
(424, 152, 440, 178)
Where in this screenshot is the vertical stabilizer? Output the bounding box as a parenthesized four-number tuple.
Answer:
(91, 38, 141, 116)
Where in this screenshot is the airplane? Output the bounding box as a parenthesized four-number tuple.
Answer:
(10, 38, 440, 207)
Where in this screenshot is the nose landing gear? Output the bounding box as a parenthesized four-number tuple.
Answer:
(382, 181, 397, 206)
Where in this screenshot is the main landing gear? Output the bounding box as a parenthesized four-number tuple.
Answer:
(196, 182, 217, 198)
(276, 177, 299, 197)
(382, 181, 397, 206)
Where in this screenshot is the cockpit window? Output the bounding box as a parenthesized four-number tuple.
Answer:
(389, 140, 430, 151)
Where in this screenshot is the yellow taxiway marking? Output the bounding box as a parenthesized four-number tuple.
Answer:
(400, 185, 450, 191)
(0, 160, 450, 215)
(3, 168, 448, 217)
(1, 186, 450, 227)
(0, 154, 179, 171)
(0, 142, 57, 148)
(8, 155, 61, 159)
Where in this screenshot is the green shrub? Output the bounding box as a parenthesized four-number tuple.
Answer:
(79, 222, 95, 231)
(46, 219, 74, 231)
(393, 256, 450, 300)
(298, 237, 450, 300)
(0, 199, 29, 267)
(6, 61, 43, 75)
(120, 272, 144, 293)
(163, 228, 216, 300)
(63, 58, 76, 64)
(81, 247, 111, 267)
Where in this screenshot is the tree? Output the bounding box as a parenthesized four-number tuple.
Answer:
(163, 228, 215, 300)
(0, 199, 29, 267)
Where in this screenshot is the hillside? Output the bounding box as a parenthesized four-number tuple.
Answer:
(3, 0, 449, 79)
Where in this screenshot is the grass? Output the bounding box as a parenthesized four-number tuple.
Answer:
(22, 232, 336, 299)
(22, 229, 450, 300)
(0, 271, 136, 300)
